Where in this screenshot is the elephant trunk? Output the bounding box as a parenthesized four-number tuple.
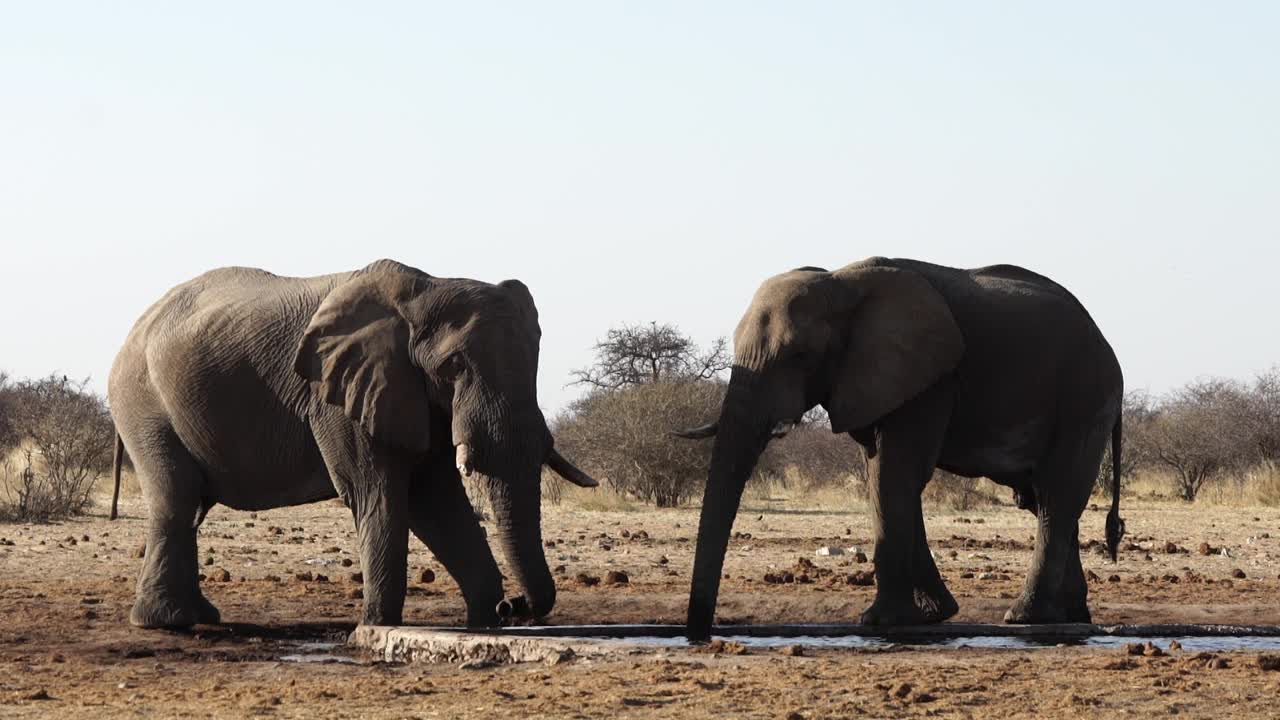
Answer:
(490, 474, 555, 619)
(686, 372, 773, 641)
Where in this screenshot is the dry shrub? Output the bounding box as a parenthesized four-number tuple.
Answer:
(552, 380, 724, 507)
(921, 472, 1003, 511)
(1, 376, 115, 521)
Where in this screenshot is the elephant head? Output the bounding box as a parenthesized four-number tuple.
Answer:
(294, 261, 595, 621)
(675, 260, 964, 640)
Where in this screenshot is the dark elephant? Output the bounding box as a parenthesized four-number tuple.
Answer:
(676, 257, 1124, 641)
(108, 259, 595, 629)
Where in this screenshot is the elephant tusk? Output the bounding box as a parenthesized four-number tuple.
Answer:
(546, 448, 598, 488)
(670, 421, 718, 440)
(455, 444, 475, 478)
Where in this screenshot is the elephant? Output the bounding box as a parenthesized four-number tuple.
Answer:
(107, 259, 596, 629)
(675, 257, 1124, 641)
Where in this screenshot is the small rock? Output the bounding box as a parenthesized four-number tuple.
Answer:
(977, 572, 997, 580)
(418, 568, 436, 584)
(1232, 569, 1246, 579)
(1107, 574, 1121, 582)
(294, 571, 313, 582)
(845, 571, 874, 586)
(1142, 642, 1165, 657)
(347, 588, 363, 599)
(892, 682, 913, 699)
(1162, 541, 1180, 554)
(1197, 542, 1213, 556)
(1208, 657, 1231, 670)
(348, 572, 363, 584)
(313, 574, 329, 582)
(780, 644, 805, 657)
(459, 659, 495, 670)
(815, 546, 844, 557)
(1168, 640, 1182, 652)
(913, 692, 937, 703)
(575, 573, 600, 587)
(340, 558, 353, 567)
(1123, 643, 1144, 656)
(852, 551, 868, 563)
(1256, 655, 1280, 671)
(785, 713, 805, 720)
(209, 568, 231, 583)
(25, 689, 51, 701)
(604, 570, 629, 585)
(132, 544, 146, 559)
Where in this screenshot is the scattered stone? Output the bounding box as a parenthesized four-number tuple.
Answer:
(294, 571, 314, 582)
(1107, 574, 1121, 583)
(314, 574, 330, 582)
(853, 551, 868, 563)
(815, 546, 844, 557)
(1162, 541, 1180, 554)
(1256, 655, 1280, 671)
(913, 692, 937, 703)
(1197, 542, 1214, 556)
(845, 571, 874, 586)
(459, 659, 495, 670)
(575, 573, 601, 587)
(780, 644, 805, 657)
(1142, 642, 1165, 657)
(1232, 569, 1246, 579)
(1168, 640, 1182, 652)
(347, 588, 363, 600)
(418, 568, 436, 584)
(209, 568, 232, 583)
(132, 544, 146, 559)
(1208, 657, 1231, 670)
(892, 682, 913, 699)
(604, 570, 629, 585)
(1123, 643, 1144, 656)
(1085, 570, 1101, 582)
(977, 572, 997, 580)
(960, 572, 975, 579)
(340, 558, 353, 567)
(264, 575, 281, 582)
(699, 639, 747, 655)
(785, 712, 805, 720)
(24, 689, 51, 701)
(348, 572, 363, 584)
(204, 556, 215, 566)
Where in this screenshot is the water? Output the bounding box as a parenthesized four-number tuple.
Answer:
(278, 641, 363, 664)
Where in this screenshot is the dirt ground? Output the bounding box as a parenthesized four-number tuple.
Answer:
(2, 493, 1280, 719)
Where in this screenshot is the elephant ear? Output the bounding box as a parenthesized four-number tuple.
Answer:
(826, 266, 964, 434)
(293, 272, 432, 453)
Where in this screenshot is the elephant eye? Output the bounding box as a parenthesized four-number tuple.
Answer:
(439, 353, 466, 380)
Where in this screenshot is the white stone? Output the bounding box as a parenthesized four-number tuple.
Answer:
(815, 546, 845, 557)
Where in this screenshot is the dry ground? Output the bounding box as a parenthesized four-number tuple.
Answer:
(2, 489, 1280, 719)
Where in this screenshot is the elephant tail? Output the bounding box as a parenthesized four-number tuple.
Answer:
(1104, 414, 1125, 562)
(109, 433, 124, 521)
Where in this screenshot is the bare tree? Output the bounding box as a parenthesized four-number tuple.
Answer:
(1149, 379, 1255, 502)
(570, 322, 730, 389)
(0, 371, 16, 453)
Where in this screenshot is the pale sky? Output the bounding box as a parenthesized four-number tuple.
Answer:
(2, 2, 1277, 414)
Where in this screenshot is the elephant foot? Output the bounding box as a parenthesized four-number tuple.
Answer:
(1003, 594, 1090, 624)
(859, 597, 934, 627)
(914, 585, 959, 623)
(130, 591, 221, 629)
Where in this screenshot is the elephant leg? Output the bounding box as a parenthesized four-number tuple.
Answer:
(128, 429, 220, 628)
(1004, 422, 1108, 624)
(909, 501, 958, 622)
(860, 386, 953, 626)
(315, 419, 412, 626)
(408, 454, 504, 627)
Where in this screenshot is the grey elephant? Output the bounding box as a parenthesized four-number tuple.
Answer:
(108, 259, 595, 629)
(675, 257, 1124, 641)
